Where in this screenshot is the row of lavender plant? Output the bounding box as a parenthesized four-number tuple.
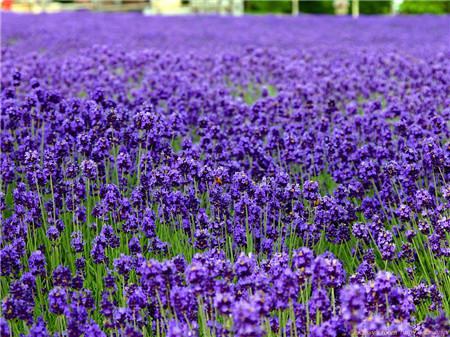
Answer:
(1, 13, 449, 337)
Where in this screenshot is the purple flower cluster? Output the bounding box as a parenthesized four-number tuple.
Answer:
(1, 12, 450, 337)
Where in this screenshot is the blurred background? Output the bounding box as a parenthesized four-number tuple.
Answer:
(1, 0, 449, 16)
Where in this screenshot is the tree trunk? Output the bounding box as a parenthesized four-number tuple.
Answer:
(352, 0, 359, 18)
(292, 0, 299, 16)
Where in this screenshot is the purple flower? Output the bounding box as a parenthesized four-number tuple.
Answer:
(91, 235, 107, 264)
(0, 317, 10, 337)
(292, 247, 314, 272)
(214, 291, 235, 315)
(234, 253, 257, 279)
(340, 284, 366, 324)
(312, 252, 346, 289)
(46, 226, 60, 241)
(48, 287, 68, 315)
(357, 314, 386, 337)
(29, 250, 46, 276)
(373, 271, 397, 296)
(84, 320, 107, 337)
(126, 286, 147, 313)
(114, 254, 133, 279)
(81, 159, 98, 179)
(167, 320, 197, 337)
(71, 231, 84, 253)
(128, 236, 142, 254)
(232, 299, 264, 337)
(52, 265, 72, 287)
(303, 180, 320, 202)
(194, 228, 210, 250)
(170, 286, 197, 320)
(28, 317, 49, 337)
(308, 288, 331, 321)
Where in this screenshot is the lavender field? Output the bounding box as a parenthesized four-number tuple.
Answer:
(1, 13, 450, 337)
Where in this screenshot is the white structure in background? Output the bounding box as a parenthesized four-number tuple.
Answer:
(333, 0, 349, 15)
(8, 0, 150, 13)
(147, 0, 243, 15)
(148, 0, 190, 14)
(191, 0, 242, 14)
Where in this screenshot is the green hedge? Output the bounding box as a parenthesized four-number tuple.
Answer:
(298, 1, 335, 14)
(244, 1, 392, 15)
(243, 1, 334, 14)
(351, 0, 392, 14)
(399, 0, 450, 14)
(244, 0, 292, 14)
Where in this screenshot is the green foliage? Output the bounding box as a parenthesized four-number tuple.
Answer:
(244, 1, 334, 14)
(351, 0, 393, 14)
(298, 1, 335, 14)
(244, 0, 292, 14)
(399, 0, 450, 14)
(244, 1, 393, 15)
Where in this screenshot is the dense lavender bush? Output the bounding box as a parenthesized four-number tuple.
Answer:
(1, 13, 449, 337)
